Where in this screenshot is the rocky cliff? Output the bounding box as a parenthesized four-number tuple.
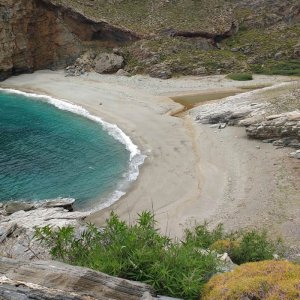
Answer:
(0, 0, 139, 81)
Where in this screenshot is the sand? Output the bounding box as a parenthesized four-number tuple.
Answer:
(1, 71, 299, 248)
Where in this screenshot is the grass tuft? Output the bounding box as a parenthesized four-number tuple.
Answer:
(226, 72, 253, 81)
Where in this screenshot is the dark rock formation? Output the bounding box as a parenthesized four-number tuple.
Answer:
(0, 257, 155, 299)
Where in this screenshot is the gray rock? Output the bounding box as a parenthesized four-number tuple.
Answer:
(41, 198, 75, 212)
(192, 67, 207, 76)
(0, 257, 155, 300)
(0, 223, 17, 243)
(149, 64, 172, 79)
(116, 69, 130, 76)
(289, 150, 300, 159)
(141, 292, 155, 300)
(246, 111, 300, 144)
(4, 202, 35, 215)
(95, 53, 124, 74)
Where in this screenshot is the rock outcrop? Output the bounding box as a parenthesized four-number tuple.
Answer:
(193, 83, 300, 153)
(0, 257, 154, 300)
(245, 111, 300, 141)
(0, 199, 87, 260)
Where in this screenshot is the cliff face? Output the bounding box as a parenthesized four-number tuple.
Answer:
(0, 0, 139, 81)
(0, 0, 81, 80)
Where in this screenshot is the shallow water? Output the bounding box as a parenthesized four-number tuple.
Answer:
(0, 91, 131, 209)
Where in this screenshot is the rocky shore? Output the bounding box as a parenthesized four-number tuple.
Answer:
(0, 199, 87, 260)
(192, 83, 300, 159)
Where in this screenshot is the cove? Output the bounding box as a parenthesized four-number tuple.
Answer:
(0, 90, 138, 210)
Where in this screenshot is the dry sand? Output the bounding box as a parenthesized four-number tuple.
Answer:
(1, 71, 299, 249)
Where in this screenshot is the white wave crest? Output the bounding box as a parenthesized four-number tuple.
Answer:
(0, 87, 146, 210)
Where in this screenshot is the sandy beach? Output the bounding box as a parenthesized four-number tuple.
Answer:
(1, 71, 299, 247)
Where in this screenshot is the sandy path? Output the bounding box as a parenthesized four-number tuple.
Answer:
(1, 71, 298, 246)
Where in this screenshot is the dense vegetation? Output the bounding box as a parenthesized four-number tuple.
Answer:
(35, 211, 284, 299)
(202, 260, 300, 300)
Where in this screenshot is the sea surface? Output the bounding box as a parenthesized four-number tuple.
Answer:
(0, 89, 143, 210)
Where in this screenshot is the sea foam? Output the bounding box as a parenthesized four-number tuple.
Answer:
(0, 87, 146, 211)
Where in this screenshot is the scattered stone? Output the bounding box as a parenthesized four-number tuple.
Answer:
(4, 202, 35, 215)
(274, 51, 284, 60)
(116, 69, 130, 76)
(289, 150, 300, 159)
(262, 139, 276, 143)
(95, 53, 125, 74)
(256, 146, 261, 149)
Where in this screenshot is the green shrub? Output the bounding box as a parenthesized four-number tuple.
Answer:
(226, 72, 253, 81)
(35, 211, 219, 299)
(184, 223, 225, 249)
(35, 213, 283, 299)
(229, 230, 279, 264)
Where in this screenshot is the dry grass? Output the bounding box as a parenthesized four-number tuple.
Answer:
(202, 260, 300, 300)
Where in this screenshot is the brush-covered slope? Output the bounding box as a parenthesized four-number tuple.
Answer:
(0, 0, 299, 79)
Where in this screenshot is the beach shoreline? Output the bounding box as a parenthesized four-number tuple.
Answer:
(1, 71, 299, 243)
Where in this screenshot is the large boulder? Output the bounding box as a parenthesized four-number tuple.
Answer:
(245, 111, 300, 140)
(4, 202, 35, 215)
(149, 64, 172, 79)
(95, 53, 125, 74)
(0, 257, 155, 300)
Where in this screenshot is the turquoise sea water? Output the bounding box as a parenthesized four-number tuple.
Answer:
(0, 90, 133, 209)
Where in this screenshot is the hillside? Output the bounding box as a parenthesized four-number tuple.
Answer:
(39, 0, 300, 76)
(0, 0, 299, 80)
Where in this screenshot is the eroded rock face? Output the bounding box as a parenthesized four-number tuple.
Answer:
(0, 0, 81, 80)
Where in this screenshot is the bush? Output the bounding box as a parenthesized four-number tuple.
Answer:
(226, 72, 253, 81)
(202, 260, 300, 300)
(34, 213, 283, 299)
(229, 230, 279, 264)
(209, 239, 239, 256)
(35, 211, 220, 300)
(184, 223, 225, 249)
(185, 224, 282, 265)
